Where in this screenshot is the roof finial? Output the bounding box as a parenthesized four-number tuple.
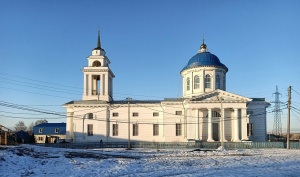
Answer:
(200, 33, 207, 50)
(97, 26, 101, 49)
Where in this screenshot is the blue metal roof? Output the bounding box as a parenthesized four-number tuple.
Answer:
(33, 123, 66, 135)
(181, 52, 228, 72)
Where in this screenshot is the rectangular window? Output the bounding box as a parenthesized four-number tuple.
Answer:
(247, 123, 253, 136)
(38, 137, 43, 141)
(55, 128, 59, 133)
(87, 124, 93, 136)
(176, 111, 182, 115)
(176, 123, 182, 136)
(153, 112, 159, 117)
(39, 128, 43, 133)
(133, 112, 139, 117)
(113, 124, 118, 136)
(112, 112, 119, 117)
(153, 124, 159, 136)
(133, 124, 139, 136)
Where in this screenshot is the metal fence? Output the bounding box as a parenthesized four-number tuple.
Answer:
(44, 141, 300, 149)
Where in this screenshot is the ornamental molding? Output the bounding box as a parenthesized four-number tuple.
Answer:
(181, 65, 228, 74)
(81, 69, 115, 77)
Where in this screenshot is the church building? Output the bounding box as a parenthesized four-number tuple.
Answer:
(63, 31, 270, 143)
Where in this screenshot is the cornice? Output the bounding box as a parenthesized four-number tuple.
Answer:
(81, 69, 115, 77)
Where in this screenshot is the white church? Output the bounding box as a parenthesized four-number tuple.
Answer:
(63, 31, 270, 143)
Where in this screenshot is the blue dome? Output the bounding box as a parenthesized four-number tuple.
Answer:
(181, 52, 228, 72)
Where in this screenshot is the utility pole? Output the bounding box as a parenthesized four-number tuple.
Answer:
(127, 97, 132, 150)
(287, 86, 291, 149)
(217, 96, 224, 147)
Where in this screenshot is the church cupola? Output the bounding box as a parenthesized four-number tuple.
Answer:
(199, 38, 208, 53)
(181, 39, 228, 98)
(81, 29, 115, 101)
(92, 29, 106, 57)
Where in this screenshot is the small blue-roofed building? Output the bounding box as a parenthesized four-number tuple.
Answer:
(33, 123, 66, 143)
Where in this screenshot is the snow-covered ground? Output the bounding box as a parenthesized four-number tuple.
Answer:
(0, 145, 300, 177)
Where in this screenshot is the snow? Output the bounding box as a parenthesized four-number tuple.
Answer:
(1, 145, 300, 176)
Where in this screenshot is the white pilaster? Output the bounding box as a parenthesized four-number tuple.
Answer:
(93, 76, 97, 95)
(207, 108, 214, 142)
(67, 112, 74, 142)
(220, 108, 227, 142)
(102, 74, 105, 96)
(105, 74, 108, 96)
(212, 70, 216, 90)
(88, 74, 92, 96)
(195, 109, 199, 140)
(83, 74, 87, 96)
(233, 108, 240, 142)
(241, 108, 248, 141)
(201, 70, 205, 93)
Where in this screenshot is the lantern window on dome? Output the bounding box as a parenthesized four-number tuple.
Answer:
(205, 75, 211, 88)
(216, 75, 220, 89)
(194, 75, 200, 89)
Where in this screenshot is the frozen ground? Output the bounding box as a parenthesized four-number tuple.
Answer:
(0, 145, 300, 177)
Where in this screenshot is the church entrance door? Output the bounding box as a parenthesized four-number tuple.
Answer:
(212, 123, 219, 141)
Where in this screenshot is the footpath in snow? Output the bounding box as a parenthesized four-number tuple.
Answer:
(0, 144, 300, 176)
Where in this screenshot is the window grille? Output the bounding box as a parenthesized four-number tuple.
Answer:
(176, 123, 182, 136)
(87, 124, 93, 136)
(153, 112, 159, 117)
(132, 112, 139, 117)
(133, 124, 139, 136)
(205, 75, 211, 88)
(194, 75, 200, 89)
(113, 124, 118, 136)
(153, 124, 159, 136)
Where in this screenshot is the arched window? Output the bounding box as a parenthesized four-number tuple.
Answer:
(216, 75, 220, 89)
(194, 75, 200, 89)
(187, 77, 190, 91)
(88, 113, 93, 119)
(205, 75, 211, 88)
(92, 61, 101, 67)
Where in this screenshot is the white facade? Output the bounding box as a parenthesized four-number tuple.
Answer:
(63, 35, 270, 143)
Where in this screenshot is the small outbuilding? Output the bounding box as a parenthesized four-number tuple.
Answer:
(33, 123, 66, 143)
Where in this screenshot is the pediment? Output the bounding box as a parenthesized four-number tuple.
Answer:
(187, 89, 252, 102)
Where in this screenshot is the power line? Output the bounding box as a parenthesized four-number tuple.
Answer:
(292, 88, 300, 96)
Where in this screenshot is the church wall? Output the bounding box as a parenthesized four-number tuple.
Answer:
(107, 104, 166, 142)
(68, 106, 108, 143)
(248, 103, 268, 142)
(163, 103, 186, 142)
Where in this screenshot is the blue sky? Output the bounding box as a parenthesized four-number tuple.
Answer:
(1, 0, 300, 132)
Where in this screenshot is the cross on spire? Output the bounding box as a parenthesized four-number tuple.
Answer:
(200, 33, 207, 50)
(97, 27, 101, 49)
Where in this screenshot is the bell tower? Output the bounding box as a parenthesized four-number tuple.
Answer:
(82, 29, 114, 101)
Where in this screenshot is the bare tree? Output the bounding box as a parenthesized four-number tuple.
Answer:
(35, 119, 48, 126)
(15, 121, 27, 132)
(28, 122, 35, 132)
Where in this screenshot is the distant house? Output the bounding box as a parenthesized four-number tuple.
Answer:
(33, 123, 66, 143)
(16, 130, 31, 143)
